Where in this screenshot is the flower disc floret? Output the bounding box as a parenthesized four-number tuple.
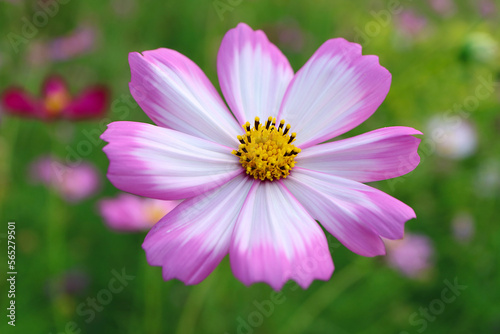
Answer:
(232, 116, 301, 181)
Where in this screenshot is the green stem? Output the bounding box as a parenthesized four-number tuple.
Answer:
(278, 258, 371, 334)
(45, 123, 69, 329)
(0, 118, 20, 207)
(175, 271, 217, 334)
(143, 259, 164, 334)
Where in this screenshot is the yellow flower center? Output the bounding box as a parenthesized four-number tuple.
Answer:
(146, 204, 166, 226)
(232, 116, 300, 181)
(44, 91, 70, 116)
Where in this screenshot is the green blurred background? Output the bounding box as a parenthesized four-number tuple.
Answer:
(0, 0, 499, 333)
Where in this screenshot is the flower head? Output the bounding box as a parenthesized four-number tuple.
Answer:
(477, 0, 497, 18)
(384, 233, 434, 279)
(102, 23, 421, 290)
(30, 156, 101, 202)
(428, 0, 456, 17)
(427, 115, 477, 160)
(1, 75, 109, 120)
(395, 10, 428, 38)
(98, 193, 181, 232)
(451, 212, 475, 243)
(28, 25, 97, 65)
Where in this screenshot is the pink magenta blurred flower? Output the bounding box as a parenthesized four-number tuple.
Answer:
(49, 26, 97, 61)
(28, 26, 97, 65)
(101, 23, 422, 290)
(395, 10, 428, 38)
(28, 26, 97, 66)
(478, 0, 496, 18)
(428, 0, 456, 17)
(1, 75, 109, 121)
(98, 193, 181, 232)
(27, 26, 97, 65)
(384, 234, 434, 279)
(30, 156, 101, 202)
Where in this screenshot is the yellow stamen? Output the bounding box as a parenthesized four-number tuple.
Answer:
(232, 117, 301, 181)
(44, 91, 70, 116)
(144, 203, 166, 226)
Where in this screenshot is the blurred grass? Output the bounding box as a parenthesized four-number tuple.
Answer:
(1, 0, 500, 333)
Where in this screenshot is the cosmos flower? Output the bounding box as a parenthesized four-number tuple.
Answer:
(28, 26, 97, 65)
(451, 212, 475, 243)
(428, 0, 456, 17)
(395, 10, 428, 38)
(384, 233, 434, 279)
(477, 0, 496, 18)
(50, 26, 97, 61)
(101, 23, 421, 290)
(1, 75, 109, 121)
(426, 115, 477, 160)
(98, 193, 181, 232)
(30, 156, 101, 202)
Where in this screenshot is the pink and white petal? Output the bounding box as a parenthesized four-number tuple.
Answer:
(101, 121, 242, 200)
(129, 49, 241, 147)
(42, 75, 70, 97)
(286, 168, 415, 249)
(230, 181, 333, 291)
(278, 38, 391, 149)
(1, 88, 43, 118)
(297, 127, 422, 183)
(217, 23, 294, 124)
(64, 86, 109, 119)
(285, 170, 385, 256)
(143, 174, 254, 285)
